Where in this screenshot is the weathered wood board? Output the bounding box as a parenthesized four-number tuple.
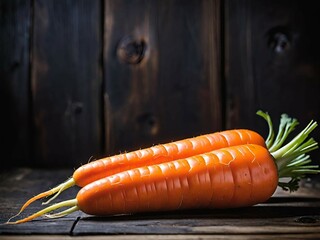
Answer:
(103, 0, 222, 155)
(31, 0, 103, 167)
(0, 0, 31, 167)
(224, 0, 320, 129)
(1, 0, 320, 170)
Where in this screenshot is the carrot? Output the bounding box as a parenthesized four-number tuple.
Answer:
(16, 129, 266, 214)
(7, 111, 319, 224)
(8, 144, 279, 224)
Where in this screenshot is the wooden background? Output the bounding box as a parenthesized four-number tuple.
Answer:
(1, 0, 319, 168)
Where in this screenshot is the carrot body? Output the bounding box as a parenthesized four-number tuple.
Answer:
(74, 129, 265, 187)
(77, 144, 278, 215)
(15, 129, 266, 214)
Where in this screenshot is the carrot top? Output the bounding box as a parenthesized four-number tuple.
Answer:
(257, 110, 319, 191)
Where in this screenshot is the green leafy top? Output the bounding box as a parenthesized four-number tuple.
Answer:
(257, 110, 319, 192)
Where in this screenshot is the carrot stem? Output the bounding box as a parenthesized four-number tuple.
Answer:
(272, 120, 317, 159)
(256, 110, 275, 148)
(268, 114, 298, 152)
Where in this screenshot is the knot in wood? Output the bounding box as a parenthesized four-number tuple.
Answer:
(117, 36, 146, 64)
(267, 26, 291, 54)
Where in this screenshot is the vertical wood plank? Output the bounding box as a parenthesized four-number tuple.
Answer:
(156, 0, 222, 140)
(224, 0, 256, 130)
(250, 0, 320, 125)
(103, 0, 222, 155)
(32, 0, 102, 167)
(103, 0, 158, 154)
(0, 0, 31, 167)
(225, 0, 320, 130)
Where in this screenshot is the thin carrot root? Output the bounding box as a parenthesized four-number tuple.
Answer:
(42, 178, 76, 205)
(45, 206, 79, 219)
(6, 199, 78, 224)
(12, 178, 75, 220)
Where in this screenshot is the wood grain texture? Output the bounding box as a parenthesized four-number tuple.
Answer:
(250, 0, 320, 123)
(224, 0, 320, 174)
(0, 0, 31, 167)
(31, 0, 102, 167)
(224, 0, 320, 130)
(1, 0, 320, 172)
(103, 0, 222, 155)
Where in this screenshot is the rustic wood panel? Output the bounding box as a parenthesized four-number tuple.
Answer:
(1, 0, 320, 172)
(0, 0, 31, 167)
(250, 1, 320, 124)
(156, 0, 222, 140)
(103, 0, 222, 155)
(31, 0, 102, 167)
(224, 0, 320, 130)
(103, 0, 158, 154)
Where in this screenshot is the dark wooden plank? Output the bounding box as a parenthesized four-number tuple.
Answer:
(103, 0, 222, 155)
(0, 169, 79, 234)
(250, 0, 320, 123)
(31, 0, 102, 167)
(155, 0, 222, 140)
(225, 0, 320, 130)
(74, 215, 320, 235)
(2, 234, 320, 240)
(224, 0, 256, 130)
(0, 0, 31, 168)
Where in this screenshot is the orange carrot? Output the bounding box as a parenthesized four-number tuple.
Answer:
(74, 129, 265, 187)
(8, 144, 279, 224)
(17, 129, 266, 213)
(7, 111, 319, 224)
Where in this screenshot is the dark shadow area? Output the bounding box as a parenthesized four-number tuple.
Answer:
(81, 203, 320, 222)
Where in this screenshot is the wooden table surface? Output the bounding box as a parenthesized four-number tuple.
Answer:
(0, 168, 320, 239)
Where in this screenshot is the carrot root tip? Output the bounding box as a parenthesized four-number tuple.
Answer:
(7, 178, 76, 224)
(6, 199, 78, 224)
